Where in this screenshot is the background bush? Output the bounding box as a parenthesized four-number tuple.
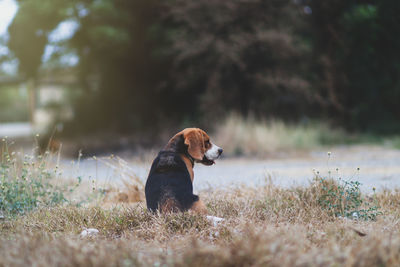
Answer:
(5, 0, 400, 133)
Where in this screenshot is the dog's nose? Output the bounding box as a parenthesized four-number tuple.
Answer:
(218, 148, 223, 155)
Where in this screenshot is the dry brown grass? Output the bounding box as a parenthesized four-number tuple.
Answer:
(1, 179, 400, 267)
(214, 114, 348, 156)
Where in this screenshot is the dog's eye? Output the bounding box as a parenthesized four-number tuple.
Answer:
(205, 140, 211, 147)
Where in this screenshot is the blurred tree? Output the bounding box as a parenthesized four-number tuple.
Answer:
(307, 0, 400, 131)
(5, 0, 400, 134)
(8, 0, 168, 133)
(162, 0, 314, 121)
(8, 0, 71, 78)
(69, 0, 167, 132)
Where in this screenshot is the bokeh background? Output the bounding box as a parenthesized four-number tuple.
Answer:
(0, 0, 399, 154)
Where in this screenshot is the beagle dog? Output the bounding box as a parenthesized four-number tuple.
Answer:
(145, 128, 223, 214)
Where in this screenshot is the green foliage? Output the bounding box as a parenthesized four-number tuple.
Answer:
(5, 0, 400, 133)
(316, 175, 382, 221)
(309, 1, 400, 132)
(0, 88, 29, 122)
(8, 0, 72, 78)
(0, 139, 78, 216)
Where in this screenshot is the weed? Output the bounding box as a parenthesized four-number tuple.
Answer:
(0, 139, 79, 216)
(314, 173, 382, 221)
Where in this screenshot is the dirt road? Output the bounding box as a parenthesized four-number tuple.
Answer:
(61, 145, 400, 193)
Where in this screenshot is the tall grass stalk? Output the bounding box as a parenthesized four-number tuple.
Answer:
(214, 114, 348, 156)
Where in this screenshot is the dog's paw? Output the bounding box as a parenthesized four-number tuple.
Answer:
(206, 215, 224, 227)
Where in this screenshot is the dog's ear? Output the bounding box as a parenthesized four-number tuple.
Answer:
(184, 130, 205, 161)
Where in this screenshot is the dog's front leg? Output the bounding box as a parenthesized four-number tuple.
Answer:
(191, 199, 225, 227)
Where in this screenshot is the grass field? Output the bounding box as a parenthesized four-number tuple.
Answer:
(1, 138, 400, 266)
(1, 176, 400, 266)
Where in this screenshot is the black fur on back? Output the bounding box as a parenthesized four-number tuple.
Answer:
(145, 136, 199, 212)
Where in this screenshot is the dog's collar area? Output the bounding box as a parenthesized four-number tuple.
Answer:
(187, 154, 195, 167)
(159, 150, 195, 167)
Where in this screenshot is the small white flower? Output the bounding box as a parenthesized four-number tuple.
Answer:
(206, 215, 224, 227)
(80, 228, 99, 237)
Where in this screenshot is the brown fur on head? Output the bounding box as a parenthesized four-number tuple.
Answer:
(164, 128, 217, 166)
(183, 128, 208, 161)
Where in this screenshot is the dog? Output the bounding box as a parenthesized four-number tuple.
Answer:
(145, 128, 222, 214)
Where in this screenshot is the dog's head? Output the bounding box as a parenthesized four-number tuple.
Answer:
(167, 128, 223, 165)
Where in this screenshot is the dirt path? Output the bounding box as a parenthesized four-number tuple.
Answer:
(61, 145, 400, 193)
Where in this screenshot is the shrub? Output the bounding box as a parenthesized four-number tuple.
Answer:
(0, 138, 77, 216)
(314, 173, 382, 221)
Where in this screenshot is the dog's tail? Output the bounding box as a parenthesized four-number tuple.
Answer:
(159, 189, 182, 213)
